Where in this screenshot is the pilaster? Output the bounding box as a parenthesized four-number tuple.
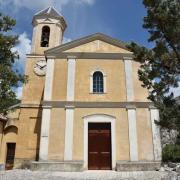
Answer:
(64, 106, 75, 161)
(150, 107, 162, 161)
(39, 58, 54, 161)
(124, 57, 134, 101)
(126, 106, 138, 161)
(64, 57, 76, 160)
(39, 106, 51, 161)
(124, 57, 138, 161)
(66, 57, 76, 101)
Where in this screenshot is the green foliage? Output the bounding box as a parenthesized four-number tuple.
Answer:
(162, 144, 180, 162)
(0, 13, 26, 115)
(127, 0, 180, 133)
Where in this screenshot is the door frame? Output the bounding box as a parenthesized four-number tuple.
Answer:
(5, 142, 16, 170)
(83, 114, 116, 170)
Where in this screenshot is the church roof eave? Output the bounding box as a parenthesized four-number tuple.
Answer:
(44, 33, 132, 57)
(45, 52, 134, 60)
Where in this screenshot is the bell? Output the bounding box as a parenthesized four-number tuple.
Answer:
(43, 37, 49, 43)
(41, 30, 50, 47)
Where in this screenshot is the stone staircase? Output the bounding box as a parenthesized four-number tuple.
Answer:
(0, 170, 178, 180)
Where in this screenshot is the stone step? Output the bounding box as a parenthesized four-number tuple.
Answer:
(0, 170, 178, 180)
(30, 161, 84, 172)
(30, 161, 162, 172)
(116, 161, 161, 171)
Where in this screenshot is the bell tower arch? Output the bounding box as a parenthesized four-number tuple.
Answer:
(31, 7, 67, 54)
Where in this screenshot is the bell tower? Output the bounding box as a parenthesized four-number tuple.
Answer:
(31, 7, 67, 54)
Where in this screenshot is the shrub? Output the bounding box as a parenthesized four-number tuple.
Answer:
(162, 144, 180, 162)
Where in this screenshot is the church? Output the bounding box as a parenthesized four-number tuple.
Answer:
(0, 7, 162, 171)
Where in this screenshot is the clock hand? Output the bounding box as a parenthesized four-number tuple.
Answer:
(40, 65, 46, 69)
(36, 64, 41, 68)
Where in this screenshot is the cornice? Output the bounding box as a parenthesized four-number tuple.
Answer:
(26, 54, 45, 58)
(41, 101, 154, 108)
(45, 52, 134, 60)
(20, 101, 155, 109)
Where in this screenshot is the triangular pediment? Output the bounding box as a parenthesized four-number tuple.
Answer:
(45, 33, 132, 55)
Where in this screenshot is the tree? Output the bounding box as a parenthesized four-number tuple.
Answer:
(0, 13, 26, 115)
(127, 0, 180, 138)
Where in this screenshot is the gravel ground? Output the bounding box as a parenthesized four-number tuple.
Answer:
(0, 170, 178, 180)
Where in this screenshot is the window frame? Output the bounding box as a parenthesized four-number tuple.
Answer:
(90, 70, 107, 94)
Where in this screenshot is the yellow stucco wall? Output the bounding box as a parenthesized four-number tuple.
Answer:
(0, 122, 3, 144)
(52, 58, 149, 102)
(75, 59, 127, 102)
(136, 108, 154, 160)
(0, 127, 18, 164)
(0, 108, 20, 164)
(32, 23, 63, 55)
(52, 60, 68, 101)
(7, 108, 20, 120)
(15, 108, 41, 162)
(0, 107, 155, 165)
(52, 58, 129, 102)
(46, 107, 154, 162)
(65, 40, 131, 53)
(6, 31, 153, 167)
(48, 108, 66, 160)
(21, 57, 45, 104)
(132, 61, 149, 102)
(73, 108, 130, 161)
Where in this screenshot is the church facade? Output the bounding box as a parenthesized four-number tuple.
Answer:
(0, 7, 162, 171)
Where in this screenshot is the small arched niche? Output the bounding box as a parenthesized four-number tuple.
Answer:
(4, 125, 18, 135)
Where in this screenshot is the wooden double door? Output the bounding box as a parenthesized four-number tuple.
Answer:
(88, 123, 112, 170)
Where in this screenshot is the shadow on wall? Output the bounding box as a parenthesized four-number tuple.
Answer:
(34, 89, 44, 161)
(4, 126, 18, 135)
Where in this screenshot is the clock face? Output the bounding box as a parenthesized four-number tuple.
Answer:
(34, 60, 47, 76)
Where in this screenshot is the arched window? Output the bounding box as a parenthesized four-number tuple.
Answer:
(41, 26, 50, 47)
(93, 71, 104, 93)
